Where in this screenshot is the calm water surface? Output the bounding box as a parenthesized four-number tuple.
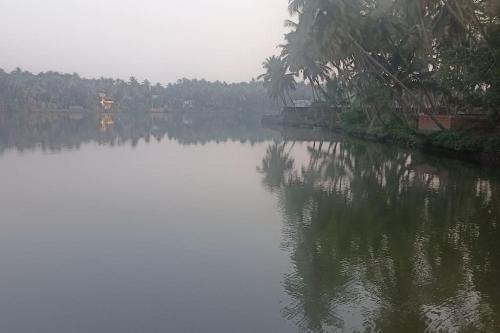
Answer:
(0, 118, 499, 332)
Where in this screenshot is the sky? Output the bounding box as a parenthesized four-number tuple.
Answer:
(0, 0, 288, 84)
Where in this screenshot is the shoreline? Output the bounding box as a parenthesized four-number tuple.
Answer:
(342, 127, 500, 167)
(263, 120, 500, 167)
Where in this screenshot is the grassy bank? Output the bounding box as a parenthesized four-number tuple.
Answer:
(340, 124, 500, 165)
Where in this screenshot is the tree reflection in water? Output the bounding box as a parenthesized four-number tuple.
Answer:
(258, 139, 500, 333)
(0, 112, 277, 154)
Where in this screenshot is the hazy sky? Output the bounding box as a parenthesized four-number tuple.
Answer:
(0, 0, 288, 83)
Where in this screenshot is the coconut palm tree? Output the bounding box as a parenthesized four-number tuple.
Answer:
(266, 0, 500, 130)
(258, 56, 297, 106)
(281, 16, 330, 101)
(287, 0, 307, 15)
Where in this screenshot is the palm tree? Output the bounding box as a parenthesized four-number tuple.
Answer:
(258, 56, 297, 106)
(274, 0, 493, 127)
(287, 0, 307, 15)
(281, 17, 330, 101)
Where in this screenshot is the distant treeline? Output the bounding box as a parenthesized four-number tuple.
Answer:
(0, 68, 312, 113)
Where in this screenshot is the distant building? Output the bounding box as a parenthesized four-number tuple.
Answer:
(68, 113, 85, 120)
(183, 100, 194, 109)
(293, 100, 312, 108)
(68, 105, 85, 111)
(150, 107, 170, 121)
(150, 108, 166, 113)
(99, 93, 114, 111)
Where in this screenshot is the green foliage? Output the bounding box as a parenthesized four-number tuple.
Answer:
(258, 56, 297, 106)
(338, 108, 366, 129)
(265, 0, 500, 129)
(343, 126, 500, 154)
(0, 68, 312, 114)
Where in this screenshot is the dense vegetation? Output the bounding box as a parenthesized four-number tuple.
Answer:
(261, 0, 500, 130)
(0, 68, 311, 114)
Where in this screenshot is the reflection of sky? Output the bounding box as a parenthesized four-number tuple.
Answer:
(329, 263, 383, 332)
(2, 133, 500, 332)
(0, 138, 294, 332)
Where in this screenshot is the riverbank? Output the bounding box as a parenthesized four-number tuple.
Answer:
(340, 126, 500, 166)
(262, 113, 500, 166)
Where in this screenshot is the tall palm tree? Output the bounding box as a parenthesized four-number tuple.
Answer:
(258, 56, 296, 106)
(288, 0, 307, 15)
(281, 18, 330, 101)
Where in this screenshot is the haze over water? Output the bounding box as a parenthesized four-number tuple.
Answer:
(0, 116, 499, 332)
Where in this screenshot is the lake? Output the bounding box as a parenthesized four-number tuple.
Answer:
(0, 116, 499, 332)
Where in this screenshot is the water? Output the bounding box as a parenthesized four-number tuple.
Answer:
(0, 115, 499, 332)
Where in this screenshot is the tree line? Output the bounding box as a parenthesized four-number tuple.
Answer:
(261, 0, 500, 130)
(0, 68, 312, 114)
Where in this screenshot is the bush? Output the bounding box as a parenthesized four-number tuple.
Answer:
(339, 108, 367, 128)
